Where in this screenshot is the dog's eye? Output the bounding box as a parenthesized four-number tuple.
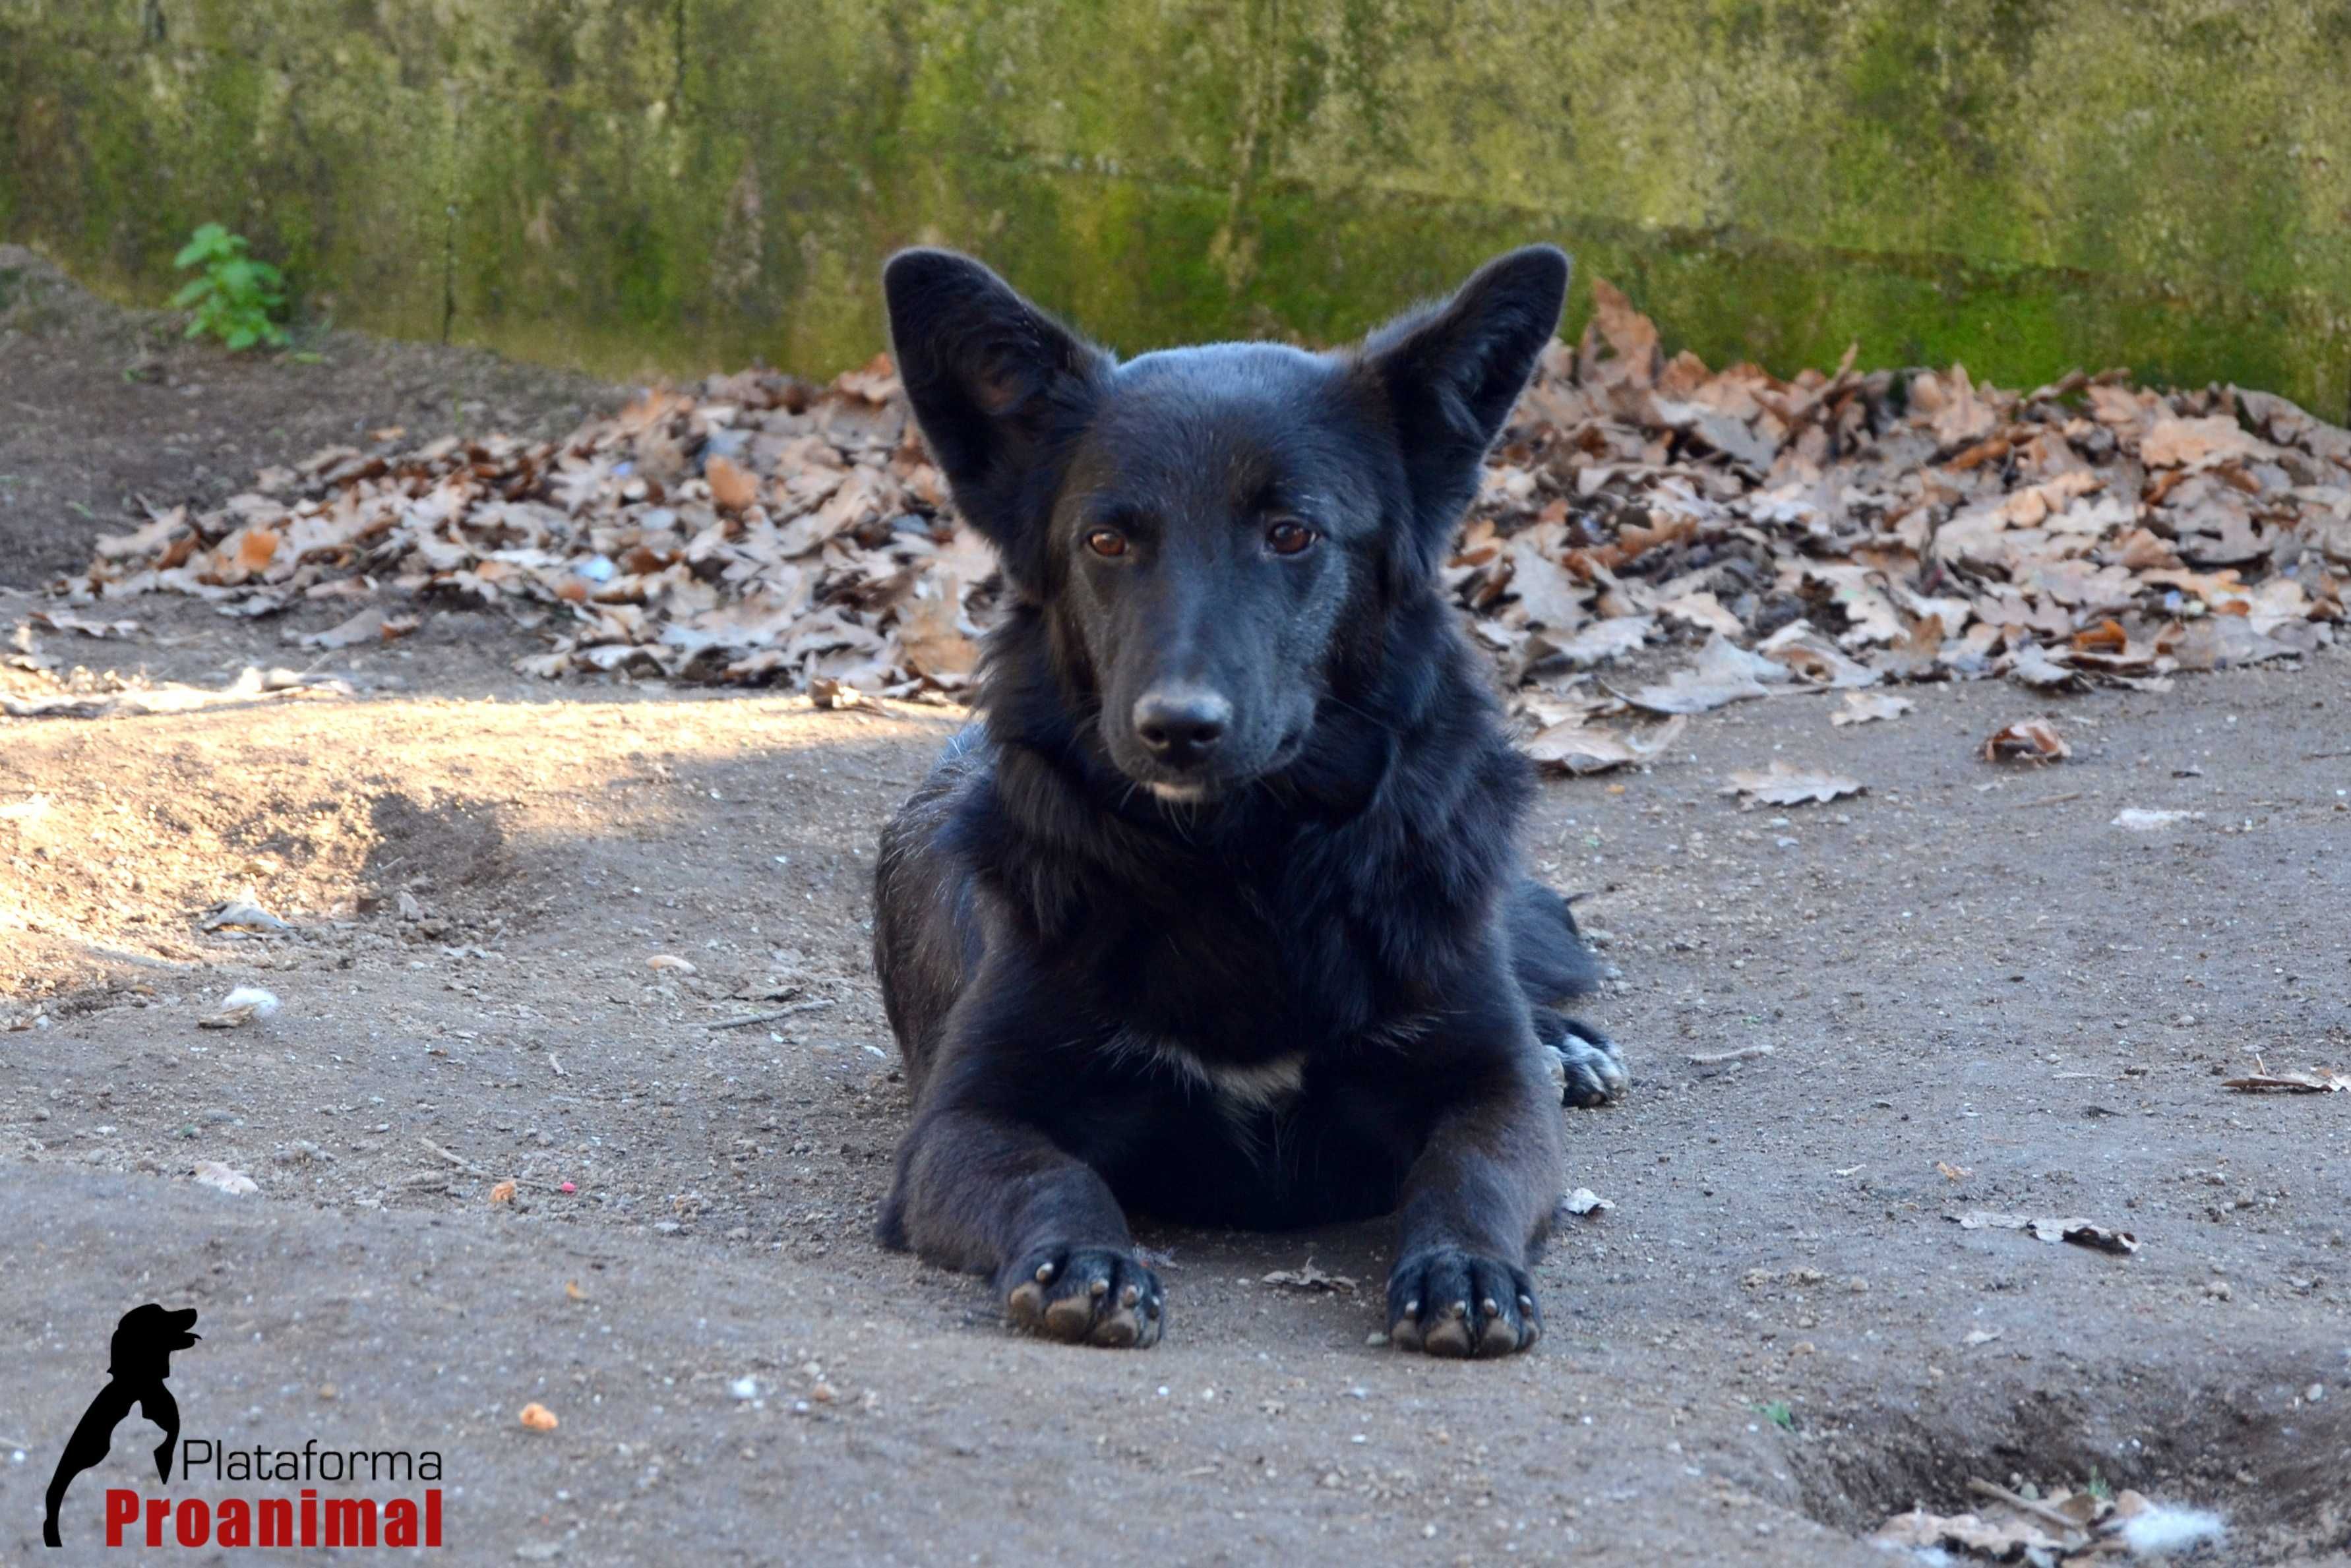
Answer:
(1084, 528, 1129, 558)
(1264, 518, 1318, 557)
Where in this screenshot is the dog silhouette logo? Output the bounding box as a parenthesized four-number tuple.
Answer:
(42, 1303, 200, 1548)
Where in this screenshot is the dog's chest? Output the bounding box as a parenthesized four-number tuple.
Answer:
(1106, 1030, 1310, 1115)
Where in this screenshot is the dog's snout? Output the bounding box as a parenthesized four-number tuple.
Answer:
(1133, 688, 1231, 766)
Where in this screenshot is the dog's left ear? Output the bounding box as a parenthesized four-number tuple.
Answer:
(883, 249, 1112, 586)
(1358, 245, 1570, 572)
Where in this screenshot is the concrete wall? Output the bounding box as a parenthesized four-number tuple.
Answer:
(5, 1, 2348, 412)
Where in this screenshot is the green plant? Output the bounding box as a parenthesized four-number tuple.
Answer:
(171, 224, 289, 350)
(1758, 1401, 1796, 1432)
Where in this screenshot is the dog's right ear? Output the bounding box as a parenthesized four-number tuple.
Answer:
(883, 250, 1110, 584)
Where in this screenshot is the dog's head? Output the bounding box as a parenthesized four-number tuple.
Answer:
(108, 1303, 200, 1379)
(884, 245, 1568, 800)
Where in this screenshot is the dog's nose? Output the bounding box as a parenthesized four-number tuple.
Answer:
(1133, 688, 1231, 766)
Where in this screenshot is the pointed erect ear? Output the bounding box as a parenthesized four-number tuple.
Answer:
(882, 249, 1111, 581)
(1359, 245, 1571, 570)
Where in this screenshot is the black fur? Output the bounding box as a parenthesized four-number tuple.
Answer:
(872, 247, 1626, 1356)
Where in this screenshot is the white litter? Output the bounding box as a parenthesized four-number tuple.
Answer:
(2115, 1502, 2225, 1557)
(198, 986, 281, 1029)
(192, 1160, 260, 1196)
(2110, 808, 2204, 830)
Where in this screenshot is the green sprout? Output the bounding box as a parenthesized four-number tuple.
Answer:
(171, 224, 290, 350)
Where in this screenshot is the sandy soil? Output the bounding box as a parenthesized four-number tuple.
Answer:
(3, 251, 2348, 1567)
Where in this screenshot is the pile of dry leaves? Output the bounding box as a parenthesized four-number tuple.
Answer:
(52, 283, 2350, 738)
(1877, 1478, 2224, 1563)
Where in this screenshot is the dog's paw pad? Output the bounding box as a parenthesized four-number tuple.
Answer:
(1002, 1246, 1163, 1349)
(1547, 1019, 1628, 1108)
(1386, 1248, 1539, 1358)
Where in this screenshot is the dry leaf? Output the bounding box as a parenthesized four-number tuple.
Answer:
(298, 607, 419, 650)
(193, 1160, 260, 1195)
(647, 953, 698, 975)
(1722, 763, 1862, 806)
(1875, 1507, 2070, 1558)
(29, 609, 140, 638)
(1953, 1211, 2139, 1254)
(1831, 691, 1912, 726)
(2222, 1068, 2347, 1093)
(1534, 616, 1651, 666)
(1982, 719, 2070, 762)
(1561, 1188, 1613, 1217)
(705, 454, 759, 512)
(1261, 1261, 1357, 1292)
(2005, 642, 2087, 691)
(1625, 636, 1788, 713)
(1524, 713, 1686, 775)
(490, 1180, 518, 1204)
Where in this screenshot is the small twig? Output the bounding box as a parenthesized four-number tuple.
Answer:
(2015, 791, 2085, 809)
(417, 1135, 481, 1174)
(1966, 1476, 2089, 1538)
(708, 998, 834, 1030)
(1687, 1043, 1775, 1066)
(2301, 748, 2351, 761)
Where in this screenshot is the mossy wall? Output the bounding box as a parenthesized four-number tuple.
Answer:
(5, 1, 2348, 412)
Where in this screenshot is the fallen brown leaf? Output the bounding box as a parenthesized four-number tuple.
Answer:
(1722, 763, 1863, 806)
(1262, 1261, 1357, 1292)
(1982, 719, 2071, 762)
(1831, 691, 1913, 726)
(1953, 1211, 2139, 1254)
(2222, 1067, 2347, 1094)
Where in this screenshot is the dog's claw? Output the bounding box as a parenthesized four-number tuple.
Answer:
(1386, 1248, 1542, 1359)
(1544, 1017, 1630, 1108)
(1002, 1246, 1163, 1350)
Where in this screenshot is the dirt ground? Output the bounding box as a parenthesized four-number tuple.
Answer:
(3, 253, 2349, 1567)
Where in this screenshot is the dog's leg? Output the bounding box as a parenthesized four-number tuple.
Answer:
(1385, 1037, 1565, 1359)
(140, 1383, 181, 1482)
(888, 1100, 1164, 1349)
(44, 1383, 133, 1546)
(1532, 1006, 1630, 1108)
(1511, 879, 1628, 1107)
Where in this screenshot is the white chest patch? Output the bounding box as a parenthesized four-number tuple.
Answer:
(1111, 1033, 1308, 1113)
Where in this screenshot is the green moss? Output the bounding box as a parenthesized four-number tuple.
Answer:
(2, 0, 2346, 413)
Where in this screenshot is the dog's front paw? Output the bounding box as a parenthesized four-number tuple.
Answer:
(1386, 1247, 1540, 1358)
(1001, 1245, 1164, 1348)
(1540, 1012, 1628, 1108)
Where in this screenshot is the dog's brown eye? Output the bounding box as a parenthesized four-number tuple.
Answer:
(1265, 518, 1317, 556)
(1084, 529, 1128, 558)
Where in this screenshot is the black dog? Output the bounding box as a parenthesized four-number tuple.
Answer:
(872, 245, 1625, 1357)
(44, 1303, 200, 1546)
